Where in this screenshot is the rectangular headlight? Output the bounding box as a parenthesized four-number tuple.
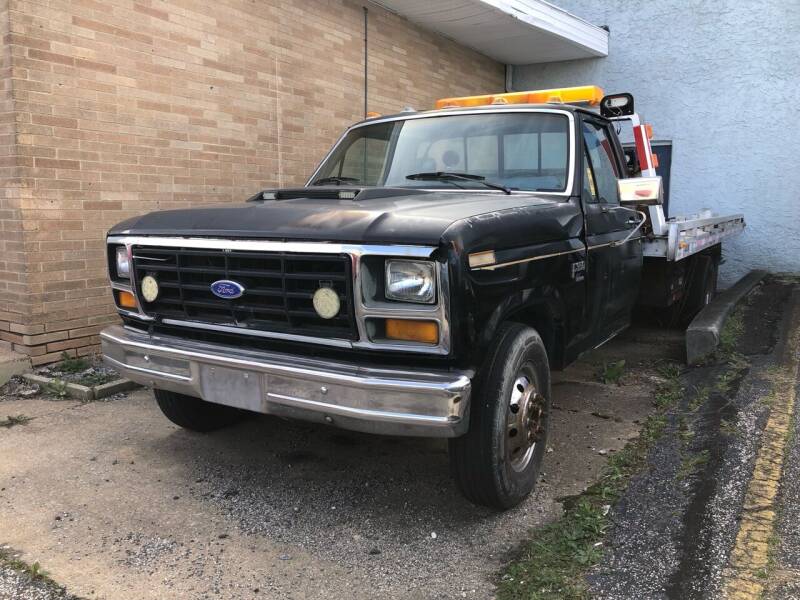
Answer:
(385, 260, 436, 304)
(115, 246, 131, 279)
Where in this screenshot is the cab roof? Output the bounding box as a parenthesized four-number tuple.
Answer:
(351, 102, 600, 128)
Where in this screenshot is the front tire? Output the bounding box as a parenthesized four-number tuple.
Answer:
(154, 389, 245, 432)
(449, 322, 551, 510)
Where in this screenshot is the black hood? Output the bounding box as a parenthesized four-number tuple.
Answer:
(108, 187, 564, 246)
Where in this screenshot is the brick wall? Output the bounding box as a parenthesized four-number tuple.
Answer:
(0, 0, 503, 364)
(0, 1, 21, 350)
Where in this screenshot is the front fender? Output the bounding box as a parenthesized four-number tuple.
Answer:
(477, 284, 566, 367)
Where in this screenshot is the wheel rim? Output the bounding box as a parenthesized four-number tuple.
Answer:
(506, 369, 547, 472)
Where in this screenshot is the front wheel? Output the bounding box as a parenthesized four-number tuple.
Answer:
(154, 389, 245, 432)
(449, 322, 551, 510)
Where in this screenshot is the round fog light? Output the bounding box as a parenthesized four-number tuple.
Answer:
(140, 275, 160, 303)
(313, 287, 340, 319)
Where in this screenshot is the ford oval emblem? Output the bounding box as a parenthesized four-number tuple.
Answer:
(210, 280, 245, 299)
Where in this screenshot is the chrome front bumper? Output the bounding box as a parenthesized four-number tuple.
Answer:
(100, 325, 471, 437)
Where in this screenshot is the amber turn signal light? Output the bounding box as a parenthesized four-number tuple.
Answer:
(385, 319, 438, 344)
(117, 290, 137, 309)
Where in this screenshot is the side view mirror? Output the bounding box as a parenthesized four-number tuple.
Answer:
(618, 176, 663, 206)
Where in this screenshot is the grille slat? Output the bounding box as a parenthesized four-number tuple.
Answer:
(136, 263, 347, 281)
(132, 246, 357, 340)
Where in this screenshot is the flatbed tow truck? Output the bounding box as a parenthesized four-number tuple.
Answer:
(101, 85, 745, 509)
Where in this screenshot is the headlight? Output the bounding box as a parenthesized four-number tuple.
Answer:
(115, 246, 130, 279)
(385, 260, 436, 304)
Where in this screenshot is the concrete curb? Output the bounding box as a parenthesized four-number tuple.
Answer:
(93, 378, 140, 399)
(22, 373, 95, 401)
(686, 269, 768, 365)
(19, 373, 141, 401)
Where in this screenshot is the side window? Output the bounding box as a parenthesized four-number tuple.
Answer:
(339, 135, 390, 183)
(582, 121, 620, 204)
(333, 122, 394, 184)
(582, 146, 598, 202)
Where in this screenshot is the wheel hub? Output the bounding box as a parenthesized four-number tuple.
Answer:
(507, 374, 546, 472)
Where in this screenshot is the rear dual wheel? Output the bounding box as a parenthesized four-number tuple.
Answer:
(449, 322, 551, 510)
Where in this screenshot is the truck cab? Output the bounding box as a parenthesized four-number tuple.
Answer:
(101, 86, 742, 509)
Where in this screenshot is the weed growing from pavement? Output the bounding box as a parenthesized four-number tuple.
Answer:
(677, 450, 710, 480)
(0, 414, 32, 428)
(496, 362, 683, 600)
(44, 379, 70, 399)
(719, 418, 738, 436)
(0, 546, 74, 597)
(719, 310, 744, 355)
(689, 385, 710, 412)
(597, 360, 626, 385)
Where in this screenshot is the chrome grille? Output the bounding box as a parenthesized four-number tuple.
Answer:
(131, 246, 356, 340)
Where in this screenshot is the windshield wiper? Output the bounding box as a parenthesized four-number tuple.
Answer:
(405, 171, 511, 195)
(311, 176, 360, 186)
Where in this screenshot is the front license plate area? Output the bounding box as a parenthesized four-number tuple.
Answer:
(199, 364, 262, 412)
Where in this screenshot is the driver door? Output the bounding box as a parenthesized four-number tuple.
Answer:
(581, 117, 643, 341)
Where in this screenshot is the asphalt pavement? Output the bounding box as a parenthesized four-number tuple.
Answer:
(589, 276, 800, 600)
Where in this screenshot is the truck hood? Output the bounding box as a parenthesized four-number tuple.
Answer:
(108, 187, 564, 246)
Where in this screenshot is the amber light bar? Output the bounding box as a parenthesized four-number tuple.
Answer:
(435, 85, 605, 110)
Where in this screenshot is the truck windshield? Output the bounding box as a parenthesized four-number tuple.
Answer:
(310, 112, 570, 193)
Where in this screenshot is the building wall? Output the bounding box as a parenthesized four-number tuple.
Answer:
(515, 0, 800, 285)
(0, 0, 25, 350)
(0, 0, 503, 363)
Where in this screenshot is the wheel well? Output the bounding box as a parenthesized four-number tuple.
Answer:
(504, 307, 559, 368)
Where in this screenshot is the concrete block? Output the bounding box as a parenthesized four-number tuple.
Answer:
(65, 382, 95, 402)
(21, 373, 94, 401)
(686, 270, 767, 365)
(93, 378, 140, 399)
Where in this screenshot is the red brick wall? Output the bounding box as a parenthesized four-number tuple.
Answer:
(0, 0, 503, 363)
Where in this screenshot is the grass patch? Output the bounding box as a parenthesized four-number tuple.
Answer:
(677, 450, 710, 480)
(719, 418, 738, 436)
(56, 352, 90, 374)
(0, 414, 32, 428)
(497, 362, 683, 600)
(597, 360, 626, 385)
(719, 309, 744, 356)
(74, 372, 116, 387)
(653, 364, 684, 410)
(689, 385, 710, 412)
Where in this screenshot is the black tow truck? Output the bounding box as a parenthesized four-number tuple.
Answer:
(101, 86, 744, 509)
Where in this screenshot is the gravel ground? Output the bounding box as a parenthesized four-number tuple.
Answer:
(0, 336, 664, 599)
(0, 547, 78, 600)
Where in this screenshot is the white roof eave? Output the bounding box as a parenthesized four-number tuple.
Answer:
(372, 0, 608, 65)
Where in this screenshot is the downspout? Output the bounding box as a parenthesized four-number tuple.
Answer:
(364, 6, 368, 117)
(505, 64, 514, 92)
